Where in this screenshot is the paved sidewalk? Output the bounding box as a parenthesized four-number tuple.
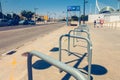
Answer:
(0, 24, 120, 80)
(0, 25, 76, 80)
(90, 25, 120, 80)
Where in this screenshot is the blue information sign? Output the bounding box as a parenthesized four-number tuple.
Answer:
(67, 6, 80, 11)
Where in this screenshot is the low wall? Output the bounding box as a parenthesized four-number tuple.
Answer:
(103, 21, 120, 30)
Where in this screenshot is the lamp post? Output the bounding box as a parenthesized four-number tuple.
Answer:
(62, 11, 68, 26)
(83, 0, 88, 24)
(118, 0, 120, 11)
(52, 12, 56, 22)
(47, 11, 50, 22)
(0, 1, 2, 13)
(34, 8, 38, 21)
(0, 0, 4, 19)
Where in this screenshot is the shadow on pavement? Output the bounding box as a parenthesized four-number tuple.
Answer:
(50, 47, 59, 52)
(32, 60, 52, 70)
(62, 49, 85, 58)
(83, 64, 108, 75)
(62, 53, 88, 80)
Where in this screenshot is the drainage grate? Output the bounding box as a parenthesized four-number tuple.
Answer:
(6, 50, 16, 55)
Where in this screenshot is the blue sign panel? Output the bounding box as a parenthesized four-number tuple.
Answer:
(67, 6, 80, 11)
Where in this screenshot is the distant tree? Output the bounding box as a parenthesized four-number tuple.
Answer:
(80, 15, 84, 21)
(37, 18, 44, 21)
(12, 13, 20, 25)
(80, 15, 88, 21)
(0, 12, 7, 19)
(6, 14, 12, 19)
(0, 12, 3, 18)
(21, 10, 34, 20)
(13, 13, 20, 20)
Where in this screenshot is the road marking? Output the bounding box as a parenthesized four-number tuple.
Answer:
(9, 58, 17, 80)
(10, 74, 14, 80)
(11, 57, 17, 66)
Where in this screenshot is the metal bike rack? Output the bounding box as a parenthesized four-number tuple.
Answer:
(78, 24, 89, 32)
(73, 28, 92, 46)
(69, 28, 90, 41)
(59, 34, 92, 80)
(68, 29, 90, 39)
(27, 51, 87, 80)
(67, 29, 91, 55)
(75, 24, 90, 44)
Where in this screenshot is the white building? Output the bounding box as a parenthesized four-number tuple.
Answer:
(88, 5, 120, 23)
(88, 14, 104, 23)
(88, 13, 120, 23)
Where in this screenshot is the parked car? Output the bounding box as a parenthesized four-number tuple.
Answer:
(8, 19, 19, 26)
(0, 19, 8, 27)
(19, 20, 28, 25)
(7, 19, 14, 26)
(28, 20, 36, 25)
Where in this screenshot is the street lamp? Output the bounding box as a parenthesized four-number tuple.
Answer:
(53, 12, 56, 22)
(62, 11, 66, 19)
(0, 1, 2, 13)
(83, 0, 88, 24)
(118, 0, 120, 11)
(47, 11, 51, 21)
(0, 0, 4, 19)
(34, 8, 38, 21)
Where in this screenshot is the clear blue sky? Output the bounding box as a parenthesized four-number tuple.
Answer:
(1, 0, 118, 18)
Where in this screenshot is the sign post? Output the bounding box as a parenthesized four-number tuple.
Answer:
(67, 6, 81, 26)
(66, 10, 68, 26)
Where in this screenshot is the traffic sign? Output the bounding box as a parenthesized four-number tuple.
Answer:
(67, 6, 80, 11)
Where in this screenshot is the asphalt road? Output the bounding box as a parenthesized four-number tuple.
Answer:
(0, 22, 65, 54)
(0, 22, 56, 31)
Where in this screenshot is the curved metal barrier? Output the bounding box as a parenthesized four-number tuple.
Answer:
(68, 29, 90, 39)
(27, 51, 87, 80)
(69, 29, 91, 45)
(27, 24, 92, 80)
(73, 28, 90, 39)
(59, 34, 92, 80)
(78, 24, 89, 31)
(67, 29, 91, 54)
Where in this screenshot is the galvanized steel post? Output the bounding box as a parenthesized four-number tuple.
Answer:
(59, 34, 92, 80)
(68, 29, 91, 53)
(27, 51, 87, 80)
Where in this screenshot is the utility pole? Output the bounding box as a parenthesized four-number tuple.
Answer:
(118, 0, 120, 11)
(83, 0, 88, 24)
(89, 3, 91, 14)
(34, 8, 38, 21)
(0, 1, 2, 12)
(0, 0, 4, 19)
(83, 0, 85, 24)
(53, 12, 56, 22)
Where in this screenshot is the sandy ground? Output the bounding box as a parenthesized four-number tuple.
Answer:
(0, 24, 120, 80)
